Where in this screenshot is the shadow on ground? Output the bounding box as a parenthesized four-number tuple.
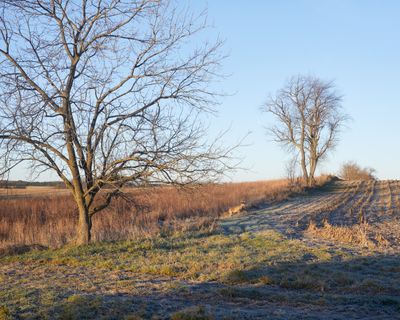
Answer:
(2, 253, 400, 320)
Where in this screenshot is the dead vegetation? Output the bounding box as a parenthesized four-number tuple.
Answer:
(0, 180, 291, 249)
(339, 161, 376, 181)
(306, 219, 392, 250)
(304, 180, 400, 251)
(306, 220, 375, 249)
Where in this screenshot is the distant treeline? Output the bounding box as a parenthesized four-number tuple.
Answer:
(0, 180, 66, 189)
(0, 180, 263, 189)
(0, 180, 172, 189)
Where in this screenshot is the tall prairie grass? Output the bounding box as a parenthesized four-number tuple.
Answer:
(0, 179, 293, 248)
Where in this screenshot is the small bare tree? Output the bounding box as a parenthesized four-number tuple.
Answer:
(264, 75, 347, 186)
(0, 0, 234, 244)
(339, 162, 376, 181)
(285, 156, 300, 187)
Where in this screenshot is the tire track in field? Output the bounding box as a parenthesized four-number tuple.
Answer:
(389, 180, 400, 216)
(322, 180, 366, 225)
(301, 182, 356, 214)
(340, 179, 375, 224)
(292, 181, 358, 228)
(358, 180, 377, 223)
(365, 181, 391, 223)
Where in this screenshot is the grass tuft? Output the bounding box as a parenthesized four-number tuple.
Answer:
(171, 306, 214, 320)
(0, 306, 11, 320)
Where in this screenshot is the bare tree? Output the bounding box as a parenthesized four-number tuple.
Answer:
(285, 156, 300, 187)
(264, 75, 347, 186)
(0, 0, 234, 244)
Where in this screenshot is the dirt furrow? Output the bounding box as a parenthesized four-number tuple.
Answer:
(365, 181, 391, 223)
(326, 180, 368, 225)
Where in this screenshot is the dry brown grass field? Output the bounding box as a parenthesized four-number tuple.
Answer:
(0, 179, 292, 249)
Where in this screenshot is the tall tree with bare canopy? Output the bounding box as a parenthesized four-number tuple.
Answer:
(0, 0, 233, 244)
(264, 75, 347, 186)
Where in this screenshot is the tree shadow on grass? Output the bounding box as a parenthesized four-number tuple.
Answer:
(3, 253, 400, 320)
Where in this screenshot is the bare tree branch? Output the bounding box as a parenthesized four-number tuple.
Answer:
(0, 0, 233, 244)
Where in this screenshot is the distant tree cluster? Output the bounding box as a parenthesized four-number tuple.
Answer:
(0, 180, 65, 189)
(339, 162, 376, 181)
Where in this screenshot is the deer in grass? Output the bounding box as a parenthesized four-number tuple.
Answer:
(224, 201, 246, 217)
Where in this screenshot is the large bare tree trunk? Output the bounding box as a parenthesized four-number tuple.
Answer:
(77, 205, 91, 245)
(74, 191, 92, 244)
(300, 150, 309, 185)
(309, 158, 317, 186)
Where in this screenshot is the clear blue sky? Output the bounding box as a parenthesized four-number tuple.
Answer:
(195, 0, 400, 181)
(11, 0, 400, 181)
